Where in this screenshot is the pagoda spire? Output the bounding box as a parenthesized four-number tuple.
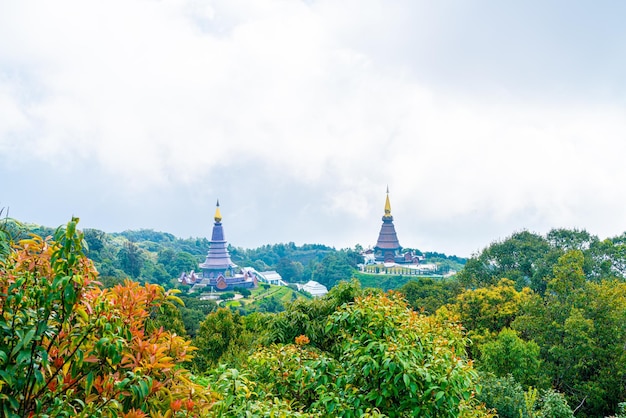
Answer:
(384, 186, 392, 218)
(214, 199, 222, 223)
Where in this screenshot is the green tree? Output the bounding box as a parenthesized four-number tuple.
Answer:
(546, 228, 596, 252)
(256, 295, 284, 313)
(0, 208, 13, 263)
(457, 231, 551, 290)
(233, 286, 251, 298)
(83, 228, 106, 261)
(398, 278, 456, 314)
(193, 308, 244, 371)
(247, 291, 493, 417)
(267, 280, 363, 351)
(513, 251, 626, 416)
(140, 258, 170, 284)
(116, 240, 144, 278)
(479, 328, 541, 387)
(452, 278, 532, 336)
(171, 251, 198, 277)
(276, 257, 304, 282)
(476, 373, 527, 418)
(323, 292, 489, 417)
(312, 252, 354, 289)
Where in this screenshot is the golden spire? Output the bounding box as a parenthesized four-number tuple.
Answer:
(214, 199, 222, 222)
(384, 187, 392, 217)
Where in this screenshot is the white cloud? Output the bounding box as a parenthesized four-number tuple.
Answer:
(1, 0, 626, 255)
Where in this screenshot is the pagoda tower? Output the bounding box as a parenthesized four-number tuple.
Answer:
(374, 188, 402, 263)
(194, 200, 257, 291)
(199, 200, 237, 277)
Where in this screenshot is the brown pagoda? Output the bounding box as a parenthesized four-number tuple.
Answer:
(374, 188, 402, 263)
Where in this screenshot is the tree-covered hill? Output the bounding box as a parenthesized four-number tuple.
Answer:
(3, 218, 466, 291)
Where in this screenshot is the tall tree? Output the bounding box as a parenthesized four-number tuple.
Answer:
(513, 250, 626, 416)
(193, 308, 244, 371)
(312, 252, 354, 289)
(117, 240, 144, 278)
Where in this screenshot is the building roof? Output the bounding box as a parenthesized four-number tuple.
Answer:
(259, 271, 282, 281)
(300, 280, 328, 297)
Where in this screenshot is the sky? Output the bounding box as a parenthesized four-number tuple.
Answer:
(1, 0, 626, 257)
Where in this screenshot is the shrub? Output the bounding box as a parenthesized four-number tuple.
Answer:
(0, 219, 214, 417)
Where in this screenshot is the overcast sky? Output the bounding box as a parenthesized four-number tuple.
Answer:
(2, 0, 626, 257)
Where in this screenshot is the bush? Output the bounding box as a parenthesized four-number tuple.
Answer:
(219, 291, 235, 300)
(0, 219, 213, 417)
(252, 290, 493, 417)
(234, 286, 251, 298)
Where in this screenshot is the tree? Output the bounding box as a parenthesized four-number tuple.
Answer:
(193, 308, 244, 371)
(479, 328, 541, 387)
(83, 228, 106, 260)
(256, 295, 284, 313)
(323, 292, 491, 417)
(0, 208, 13, 263)
(0, 219, 212, 417)
(476, 374, 527, 418)
(398, 278, 456, 314)
(266, 280, 363, 351)
(513, 251, 626, 416)
(233, 286, 251, 298)
(452, 279, 532, 337)
(546, 228, 596, 252)
(276, 257, 304, 282)
(116, 240, 144, 278)
(171, 251, 198, 277)
(312, 252, 354, 289)
(247, 291, 493, 417)
(457, 231, 551, 290)
(586, 237, 626, 281)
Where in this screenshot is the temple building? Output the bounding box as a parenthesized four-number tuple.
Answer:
(373, 189, 420, 265)
(179, 201, 258, 292)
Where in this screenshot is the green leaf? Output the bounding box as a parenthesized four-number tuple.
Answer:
(402, 373, 410, 388)
(0, 370, 13, 386)
(22, 328, 36, 348)
(435, 391, 445, 402)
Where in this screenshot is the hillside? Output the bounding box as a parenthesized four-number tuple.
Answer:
(5, 218, 465, 292)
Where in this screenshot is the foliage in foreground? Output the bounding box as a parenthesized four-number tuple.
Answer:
(0, 219, 213, 417)
(0, 221, 495, 417)
(208, 290, 494, 417)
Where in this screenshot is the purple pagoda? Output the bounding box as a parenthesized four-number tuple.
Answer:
(179, 200, 257, 292)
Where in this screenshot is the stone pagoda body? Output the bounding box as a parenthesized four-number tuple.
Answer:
(373, 189, 420, 265)
(179, 201, 257, 292)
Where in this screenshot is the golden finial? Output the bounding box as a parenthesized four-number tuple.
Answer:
(384, 188, 392, 217)
(214, 199, 222, 222)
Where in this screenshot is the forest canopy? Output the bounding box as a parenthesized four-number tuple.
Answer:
(2, 216, 626, 416)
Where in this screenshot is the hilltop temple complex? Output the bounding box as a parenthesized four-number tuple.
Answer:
(362, 189, 424, 274)
(179, 201, 258, 292)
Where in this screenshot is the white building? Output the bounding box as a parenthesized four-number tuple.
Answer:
(297, 280, 328, 297)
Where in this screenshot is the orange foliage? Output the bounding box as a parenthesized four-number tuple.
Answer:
(0, 223, 215, 417)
